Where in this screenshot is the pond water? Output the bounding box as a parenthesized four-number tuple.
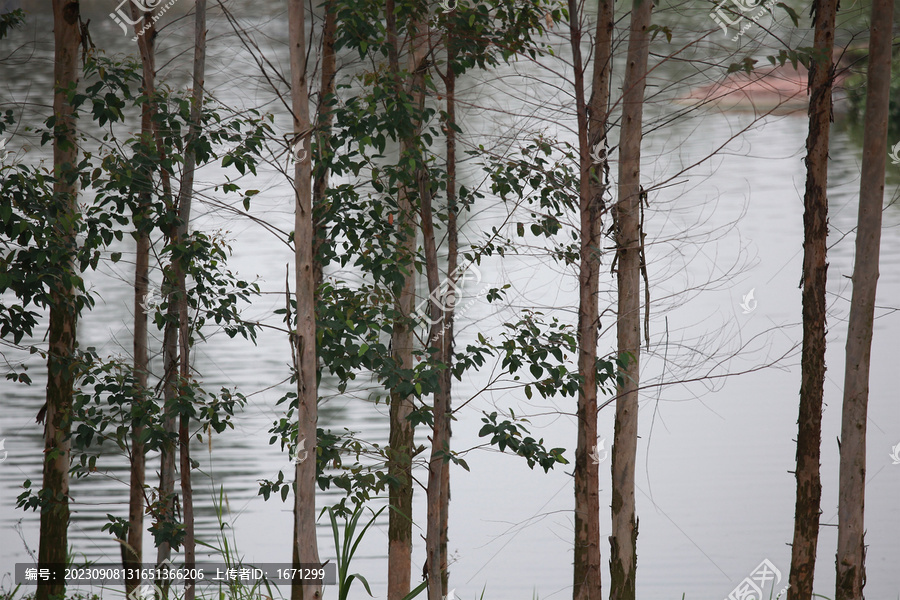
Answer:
(1, 3, 898, 599)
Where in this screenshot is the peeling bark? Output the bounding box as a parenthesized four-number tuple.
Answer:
(386, 8, 432, 598)
(289, 0, 322, 598)
(570, 0, 613, 597)
(610, 0, 653, 596)
(786, 0, 837, 597)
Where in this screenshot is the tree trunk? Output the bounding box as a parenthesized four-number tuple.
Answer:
(156, 247, 178, 578)
(155, 152, 178, 584)
(128, 17, 178, 581)
(123, 6, 178, 583)
(571, 0, 613, 597)
(287, 1, 335, 584)
(420, 33, 454, 587)
(610, 0, 652, 597)
(312, 0, 336, 293)
(128, 218, 149, 596)
(385, 6, 430, 598)
(388, 217, 416, 600)
(421, 165, 449, 600)
(439, 34, 458, 597)
(38, 8, 81, 600)
(125, 4, 157, 594)
(786, 0, 837, 597)
(289, 0, 322, 598)
(175, 3, 206, 598)
(834, 0, 892, 595)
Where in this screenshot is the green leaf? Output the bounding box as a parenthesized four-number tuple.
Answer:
(400, 580, 428, 600)
(776, 2, 800, 27)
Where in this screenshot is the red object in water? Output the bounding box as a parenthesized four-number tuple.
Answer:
(677, 60, 850, 114)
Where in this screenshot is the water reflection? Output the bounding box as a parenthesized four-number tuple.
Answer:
(1, 4, 899, 600)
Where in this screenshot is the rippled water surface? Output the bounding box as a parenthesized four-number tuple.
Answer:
(1, 3, 899, 599)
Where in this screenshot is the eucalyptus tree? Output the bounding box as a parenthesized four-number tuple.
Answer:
(288, 0, 322, 598)
(787, 0, 838, 596)
(610, 0, 654, 595)
(401, 4, 574, 596)
(313, 0, 337, 292)
(124, 3, 158, 589)
(566, 0, 614, 596)
(2, 5, 265, 595)
(125, 3, 182, 568)
(171, 2, 208, 596)
(435, 28, 458, 595)
(38, 3, 82, 599)
(835, 0, 893, 595)
(384, 6, 432, 596)
(314, 4, 565, 596)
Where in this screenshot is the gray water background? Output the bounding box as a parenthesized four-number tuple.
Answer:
(1, 2, 899, 598)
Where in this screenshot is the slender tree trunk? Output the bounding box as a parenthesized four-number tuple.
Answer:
(288, 1, 335, 583)
(387, 230, 417, 600)
(125, 5, 157, 594)
(173, 3, 206, 598)
(421, 166, 449, 600)
(312, 0, 336, 293)
(571, 0, 613, 597)
(154, 177, 179, 584)
(123, 8, 177, 579)
(37, 5, 81, 600)
(438, 35, 458, 597)
(385, 6, 427, 597)
(289, 1, 322, 598)
(154, 83, 178, 591)
(610, 0, 652, 597)
(420, 33, 452, 589)
(387, 209, 417, 600)
(127, 215, 149, 595)
(388, 204, 417, 600)
(786, 0, 837, 597)
(156, 241, 178, 576)
(834, 0, 892, 595)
